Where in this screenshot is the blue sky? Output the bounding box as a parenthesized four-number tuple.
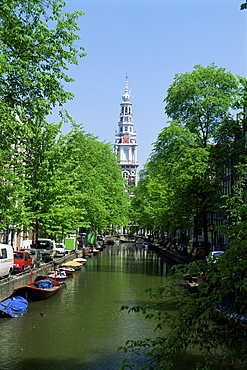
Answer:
(50, 0, 247, 171)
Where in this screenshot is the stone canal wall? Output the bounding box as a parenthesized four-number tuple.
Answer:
(0, 250, 83, 301)
(150, 243, 191, 265)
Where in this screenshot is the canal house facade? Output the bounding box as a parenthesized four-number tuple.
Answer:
(114, 76, 138, 193)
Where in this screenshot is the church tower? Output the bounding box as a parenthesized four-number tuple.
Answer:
(114, 75, 138, 190)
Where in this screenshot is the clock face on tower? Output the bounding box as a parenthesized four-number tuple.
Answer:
(123, 135, 129, 144)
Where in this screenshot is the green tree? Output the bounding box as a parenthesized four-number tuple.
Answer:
(164, 64, 238, 148)
(59, 122, 129, 233)
(240, 1, 247, 9)
(164, 65, 239, 246)
(120, 169, 247, 370)
(131, 168, 162, 234)
(0, 0, 85, 118)
(0, 104, 32, 232)
(22, 116, 79, 238)
(0, 0, 85, 237)
(131, 121, 213, 241)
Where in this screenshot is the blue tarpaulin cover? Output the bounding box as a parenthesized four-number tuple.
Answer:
(37, 279, 53, 290)
(0, 296, 28, 317)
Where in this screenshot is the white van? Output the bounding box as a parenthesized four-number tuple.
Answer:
(32, 239, 56, 262)
(55, 243, 66, 257)
(0, 244, 13, 278)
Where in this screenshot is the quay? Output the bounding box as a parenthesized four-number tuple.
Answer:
(0, 250, 83, 302)
(151, 244, 191, 265)
(135, 235, 191, 265)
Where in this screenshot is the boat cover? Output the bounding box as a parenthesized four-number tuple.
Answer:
(0, 296, 28, 317)
(37, 279, 54, 290)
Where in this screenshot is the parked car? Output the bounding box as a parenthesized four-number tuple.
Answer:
(206, 251, 224, 264)
(13, 251, 32, 272)
(55, 243, 66, 257)
(32, 238, 56, 262)
(0, 244, 13, 278)
(20, 248, 41, 268)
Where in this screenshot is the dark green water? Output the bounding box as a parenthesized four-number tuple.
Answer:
(0, 243, 170, 370)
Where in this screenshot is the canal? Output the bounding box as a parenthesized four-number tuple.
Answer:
(0, 242, 173, 370)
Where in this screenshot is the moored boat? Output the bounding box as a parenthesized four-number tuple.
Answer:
(48, 269, 67, 283)
(59, 266, 75, 275)
(214, 302, 247, 327)
(61, 261, 83, 270)
(95, 244, 104, 251)
(73, 258, 87, 265)
(87, 247, 100, 254)
(0, 296, 28, 317)
(13, 278, 62, 301)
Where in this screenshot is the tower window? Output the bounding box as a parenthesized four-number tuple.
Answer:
(125, 127, 128, 131)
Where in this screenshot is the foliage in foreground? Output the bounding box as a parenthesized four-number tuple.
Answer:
(119, 241, 247, 369)
(120, 165, 247, 369)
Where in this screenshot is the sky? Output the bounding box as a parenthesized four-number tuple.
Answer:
(49, 0, 247, 172)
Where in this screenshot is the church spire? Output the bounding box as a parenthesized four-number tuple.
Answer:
(122, 73, 131, 102)
(114, 76, 138, 191)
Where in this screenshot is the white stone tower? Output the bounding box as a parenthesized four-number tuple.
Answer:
(114, 75, 138, 189)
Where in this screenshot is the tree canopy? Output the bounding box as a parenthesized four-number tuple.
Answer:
(132, 65, 241, 244)
(0, 0, 86, 118)
(164, 64, 239, 148)
(131, 121, 211, 235)
(0, 1, 129, 240)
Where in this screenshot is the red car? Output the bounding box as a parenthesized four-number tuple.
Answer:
(13, 251, 33, 272)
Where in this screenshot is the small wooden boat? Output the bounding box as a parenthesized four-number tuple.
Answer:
(14, 278, 62, 301)
(95, 244, 104, 251)
(59, 266, 75, 275)
(61, 261, 82, 270)
(87, 247, 100, 254)
(48, 269, 67, 283)
(214, 302, 247, 327)
(0, 296, 28, 317)
(73, 258, 87, 265)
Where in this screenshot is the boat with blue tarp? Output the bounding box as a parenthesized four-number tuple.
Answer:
(13, 278, 62, 301)
(0, 296, 28, 317)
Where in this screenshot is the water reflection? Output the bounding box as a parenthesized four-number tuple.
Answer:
(0, 242, 172, 370)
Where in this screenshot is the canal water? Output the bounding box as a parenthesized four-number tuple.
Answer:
(0, 243, 172, 370)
